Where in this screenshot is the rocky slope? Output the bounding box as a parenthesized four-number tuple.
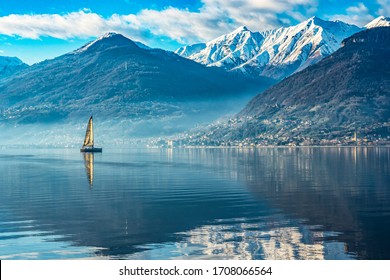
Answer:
(185, 27, 390, 146)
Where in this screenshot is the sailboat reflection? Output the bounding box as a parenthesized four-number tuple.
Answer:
(83, 152, 94, 188)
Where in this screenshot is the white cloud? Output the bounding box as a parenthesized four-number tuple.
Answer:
(133, 0, 318, 42)
(0, 0, 318, 45)
(0, 11, 107, 39)
(377, 0, 390, 16)
(330, 3, 375, 27)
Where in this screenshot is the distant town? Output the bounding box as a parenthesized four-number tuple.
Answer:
(149, 135, 390, 148)
(148, 118, 390, 148)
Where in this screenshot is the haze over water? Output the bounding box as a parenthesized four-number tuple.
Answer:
(0, 147, 389, 260)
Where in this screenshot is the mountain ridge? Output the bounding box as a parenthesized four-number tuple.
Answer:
(365, 16, 390, 28)
(0, 56, 28, 78)
(183, 27, 390, 146)
(0, 32, 272, 145)
(176, 16, 389, 80)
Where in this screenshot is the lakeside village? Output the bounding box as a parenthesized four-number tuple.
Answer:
(149, 134, 390, 148)
(147, 118, 390, 148)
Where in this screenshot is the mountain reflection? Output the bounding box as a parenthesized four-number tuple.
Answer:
(0, 147, 389, 259)
(129, 216, 352, 260)
(175, 222, 350, 260)
(187, 147, 390, 259)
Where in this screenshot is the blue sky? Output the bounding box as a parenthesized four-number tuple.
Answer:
(0, 0, 388, 64)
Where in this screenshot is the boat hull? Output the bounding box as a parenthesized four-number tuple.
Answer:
(80, 147, 102, 153)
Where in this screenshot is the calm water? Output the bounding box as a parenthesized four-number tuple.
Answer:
(0, 147, 390, 260)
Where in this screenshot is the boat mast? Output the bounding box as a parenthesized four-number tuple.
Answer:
(83, 116, 94, 148)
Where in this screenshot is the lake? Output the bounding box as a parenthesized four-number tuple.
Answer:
(0, 147, 389, 260)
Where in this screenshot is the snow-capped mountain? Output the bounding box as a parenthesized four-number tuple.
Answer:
(0, 56, 28, 77)
(71, 32, 140, 54)
(176, 17, 362, 80)
(365, 16, 390, 29)
(186, 26, 265, 70)
(186, 27, 390, 145)
(72, 32, 152, 54)
(175, 43, 206, 57)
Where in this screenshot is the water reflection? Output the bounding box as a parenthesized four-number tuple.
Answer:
(176, 147, 390, 259)
(82, 152, 94, 188)
(0, 147, 389, 259)
(176, 223, 349, 260)
(0, 219, 107, 260)
(129, 216, 353, 260)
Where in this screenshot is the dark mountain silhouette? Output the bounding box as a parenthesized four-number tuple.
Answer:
(0, 33, 272, 144)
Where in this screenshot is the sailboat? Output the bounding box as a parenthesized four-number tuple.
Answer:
(80, 116, 102, 153)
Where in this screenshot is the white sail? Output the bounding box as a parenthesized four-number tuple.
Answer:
(83, 116, 94, 147)
(80, 116, 102, 153)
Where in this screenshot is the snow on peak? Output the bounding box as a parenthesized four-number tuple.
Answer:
(305, 16, 323, 24)
(72, 32, 137, 54)
(175, 43, 206, 57)
(233, 26, 249, 33)
(180, 25, 265, 67)
(209, 25, 255, 45)
(176, 17, 362, 79)
(365, 16, 390, 29)
(101, 32, 118, 38)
